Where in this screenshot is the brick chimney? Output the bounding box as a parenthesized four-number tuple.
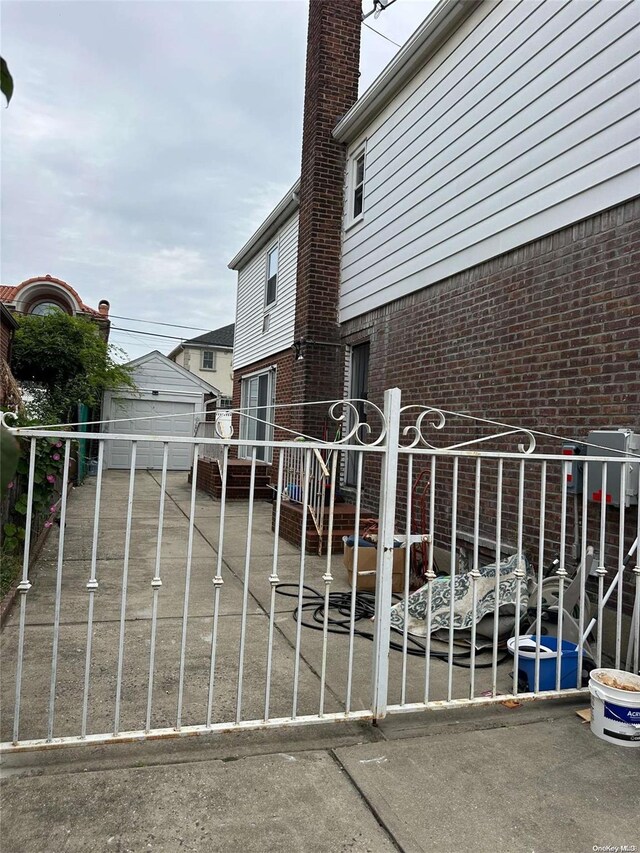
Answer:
(292, 0, 362, 436)
(98, 299, 110, 317)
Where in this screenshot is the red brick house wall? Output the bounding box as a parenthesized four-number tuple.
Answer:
(341, 197, 640, 612)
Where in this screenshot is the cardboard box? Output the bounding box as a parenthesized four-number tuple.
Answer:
(343, 540, 406, 593)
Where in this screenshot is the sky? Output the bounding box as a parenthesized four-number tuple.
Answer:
(1, 0, 436, 361)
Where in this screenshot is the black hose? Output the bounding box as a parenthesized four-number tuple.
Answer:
(275, 584, 510, 668)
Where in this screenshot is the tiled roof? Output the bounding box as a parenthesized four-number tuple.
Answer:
(0, 277, 103, 318)
(184, 323, 235, 348)
(0, 286, 18, 301)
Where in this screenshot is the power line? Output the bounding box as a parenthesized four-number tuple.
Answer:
(363, 21, 402, 48)
(107, 313, 216, 333)
(110, 325, 188, 342)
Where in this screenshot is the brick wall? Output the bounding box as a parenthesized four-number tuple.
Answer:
(291, 0, 362, 437)
(341, 198, 640, 613)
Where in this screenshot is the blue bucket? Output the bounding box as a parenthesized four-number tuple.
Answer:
(507, 635, 580, 691)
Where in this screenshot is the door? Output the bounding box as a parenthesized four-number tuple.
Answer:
(240, 370, 274, 462)
(347, 342, 369, 486)
(106, 398, 197, 470)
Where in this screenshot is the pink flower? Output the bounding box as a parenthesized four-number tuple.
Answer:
(46, 474, 56, 484)
(44, 520, 53, 529)
(52, 453, 61, 461)
(55, 441, 62, 448)
(6, 481, 14, 490)
(50, 504, 58, 513)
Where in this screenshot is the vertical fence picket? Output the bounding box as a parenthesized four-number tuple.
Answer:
(81, 440, 105, 738)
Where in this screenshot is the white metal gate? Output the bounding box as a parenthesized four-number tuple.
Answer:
(1, 390, 638, 753)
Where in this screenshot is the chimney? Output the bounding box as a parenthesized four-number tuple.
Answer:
(98, 300, 110, 317)
(292, 0, 362, 436)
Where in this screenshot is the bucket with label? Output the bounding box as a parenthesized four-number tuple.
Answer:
(507, 635, 579, 691)
(589, 668, 640, 747)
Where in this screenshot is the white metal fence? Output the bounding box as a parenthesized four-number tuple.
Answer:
(279, 444, 331, 549)
(1, 390, 638, 753)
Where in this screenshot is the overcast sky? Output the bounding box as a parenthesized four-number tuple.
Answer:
(1, 0, 435, 361)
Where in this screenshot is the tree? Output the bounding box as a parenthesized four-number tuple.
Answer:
(11, 312, 134, 423)
(1, 57, 13, 105)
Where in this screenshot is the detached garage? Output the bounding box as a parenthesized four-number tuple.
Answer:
(102, 350, 221, 470)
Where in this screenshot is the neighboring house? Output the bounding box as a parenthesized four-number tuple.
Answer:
(102, 350, 221, 470)
(167, 323, 235, 406)
(0, 275, 111, 340)
(230, 0, 639, 605)
(0, 304, 20, 408)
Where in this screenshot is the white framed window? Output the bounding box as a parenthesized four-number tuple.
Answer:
(201, 350, 216, 371)
(348, 147, 366, 225)
(240, 369, 275, 463)
(265, 244, 278, 307)
(262, 314, 270, 334)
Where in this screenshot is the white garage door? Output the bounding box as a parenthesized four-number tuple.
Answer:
(106, 398, 197, 470)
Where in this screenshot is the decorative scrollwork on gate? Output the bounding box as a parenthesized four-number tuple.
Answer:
(399, 405, 536, 454)
(327, 398, 387, 446)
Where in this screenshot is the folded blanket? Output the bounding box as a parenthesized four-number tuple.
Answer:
(389, 553, 532, 649)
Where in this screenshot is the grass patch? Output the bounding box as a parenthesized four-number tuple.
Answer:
(0, 550, 22, 598)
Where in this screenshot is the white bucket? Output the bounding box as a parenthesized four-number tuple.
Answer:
(589, 668, 640, 748)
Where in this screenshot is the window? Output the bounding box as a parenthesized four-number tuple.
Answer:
(262, 314, 270, 334)
(201, 350, 216, 370)
(30, 301, 64, 316)
(351, 150, 365, 222)
(266, 244, 278, 306)
(218, 396, 232, 409)
(240, 370, 274, 463)
(346, 342, 369, 486)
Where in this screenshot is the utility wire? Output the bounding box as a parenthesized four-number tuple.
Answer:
(107, 313, 216, 333)
(110, 325, 190, 342)
(363, 21, 402, 48)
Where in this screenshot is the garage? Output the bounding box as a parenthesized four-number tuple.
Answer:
(102, 350, 221, 470)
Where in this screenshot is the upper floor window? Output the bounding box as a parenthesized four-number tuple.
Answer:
(30, 301, 65, 316)
(351, 150, 365, 222)
(201, 350, 216, 370)
(266, 244, 278, 306)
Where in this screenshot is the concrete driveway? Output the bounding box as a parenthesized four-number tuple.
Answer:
(1, 470, 516, 745)
(1, 471, 638, 852)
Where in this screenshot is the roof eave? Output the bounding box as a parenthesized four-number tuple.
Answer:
(0, 303, 19, 329)
(182, 342, 234, 351)
(228, 179, 301, 271)
(333, 0, 479, 144)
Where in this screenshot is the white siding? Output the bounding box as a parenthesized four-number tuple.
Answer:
(233, 213, 298, 370)
(340, 0, 640, 321)
(126, 356, 209, 394)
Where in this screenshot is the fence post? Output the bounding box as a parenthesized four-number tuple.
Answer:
(371, 386, 402, 720)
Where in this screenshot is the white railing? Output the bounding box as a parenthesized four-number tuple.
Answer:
(195, 416, 229, 469)
(0, 393, 638, 753)
(280, 444, 331, 551)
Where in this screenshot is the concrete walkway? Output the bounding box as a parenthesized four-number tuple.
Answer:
(1, 472, 638, 852)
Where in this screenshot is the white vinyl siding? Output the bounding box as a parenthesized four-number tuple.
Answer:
(233, 212, 298, 370)
(339, 0, 640, 321)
